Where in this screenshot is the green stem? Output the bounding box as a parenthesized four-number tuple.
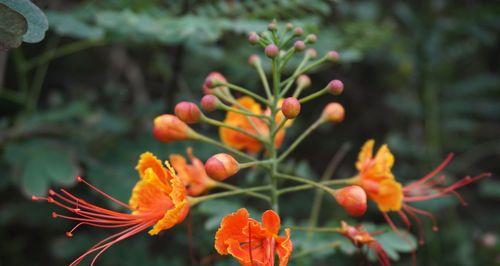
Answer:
(279, 54, 310, 98)
(195, 133, 256, 162)
(280, 57, 327, 87)
(278, 178, 355, 195)
(254, 60, 272, 99)
(219, 81, 268, 105)
(190, 185, 271, 205)
(291, 226, 341, 233)
(219, 103, 271, 121)
(299, 88, 328, 104)
(275, 173, 336, 194)
(293, 241, 341, 259)
(278, 118, 323, 162)
(213, 181, 270, 202)
(239, 159, 273, 169)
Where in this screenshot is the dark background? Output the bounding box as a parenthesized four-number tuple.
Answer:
(0, 0, 499, 265)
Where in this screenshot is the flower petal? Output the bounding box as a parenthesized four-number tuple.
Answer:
(356, 140, 374, 170)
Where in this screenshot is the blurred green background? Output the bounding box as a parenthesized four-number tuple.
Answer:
(1, 0, 499, 265)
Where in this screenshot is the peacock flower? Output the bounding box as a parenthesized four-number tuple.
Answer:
(32, 152, 189, 266)
(215, 208, 293, 266)
(337, 221, 390, 266)
(353, 140, 490, 242)
(169, 148, 216, 196)
(220, 96, 286, 153)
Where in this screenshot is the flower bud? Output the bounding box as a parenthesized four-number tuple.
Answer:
(268, 21, 277, 31)
(203, 72, 227, 95)
(326, 51, 340, 62)
(306, 48, 317, 59)
(153, 114, 194, 143)
(321, 102, 345, 123)
(334, 186, 367, 217)
(297, 75, 311, 89)
(205, 153, 240, 181)
(281, 97, 301, 119)
(265, 44, 279, 58)
(305, 34, 317, 44)
(327, 80, 344, 95)
(286, 22, 294, 30)
(174, 101, 201, 124)
(248, 32, 260, 45)
(293, 27, 304, 36)
(294, 40, 306, 51)
(200, 95, 219, 112)
(248, 54, 261, 66)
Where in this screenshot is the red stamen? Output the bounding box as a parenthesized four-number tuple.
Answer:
(403, 154, 454, 192)
(76, 176, 130, 209)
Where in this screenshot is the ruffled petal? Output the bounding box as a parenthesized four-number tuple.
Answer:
(262, 210, 281, 236)
(374, 144, 395, 178)
(356, 140, 374, 170)
(215, 208, 249, 254)
(129, 168, 172, 214)
(374, 179, 403, 212)
(136, 152, 171, 190)
(276, 228, 293, 266)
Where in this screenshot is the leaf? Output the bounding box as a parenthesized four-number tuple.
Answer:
(47, 11, 104, 39)
(4, 139, 79, 196)
(0, 0, 48, 43)
(0, 3, 27, 48)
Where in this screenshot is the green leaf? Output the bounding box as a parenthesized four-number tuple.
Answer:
(47, 11, 104, 39)
(0, 3, 27, 48)
(4, 139, 79, 196)
(0, 0, 48, 43)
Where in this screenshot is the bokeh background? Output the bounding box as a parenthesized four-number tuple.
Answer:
(1, 0, 499, 265)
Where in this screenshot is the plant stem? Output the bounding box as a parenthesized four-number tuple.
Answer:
(239, 159, 273, 169)
(219, 81, 268, 105)
(213, 181, 270, 202)
(275, 173, 336, 194)
(195, 133, 256, 162)
(189, 185, 271, 205)
(201, 115, 269, 144)
(277, 118, 323, 162)
(219, 103, 271, 121)
(268, 57, 281, 212)
(291, 226, 341, 233)
(293, 241, 341, 259)
(277, 177, 355, 195)
(299, 87, 328, 104)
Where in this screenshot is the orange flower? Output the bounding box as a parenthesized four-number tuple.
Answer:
(337, 221, 390, 266)
(354, 140, 490, 242)
(169, 148, 215, 196)
(215, 208, 293, 266)
(32, 152, 189, 265)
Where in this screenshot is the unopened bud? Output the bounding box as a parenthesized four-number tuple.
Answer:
(200, 95, 219, 112)
(327, 51, 340, 62)
(174, 101, 201, 124)
(293, 27, 304, 36)
(334, 186, 367, 217)
(281, 97, 301, 119)
(203, 72, 227, 95)
(205, 153, 240, 181)
(248, 54, 261, 66)
(297, 75, 311, 89)
(268, 21, 277, 31)
(153, 114, 194, 143)
(306, 48, 317, 59)
(265, 44, 279, 58)
(305, 34, 317, 44)
(286, 23, 294, 30)
(321, 102, 345, 123)
(248, 32, 260, 45)
(327, 80, 344, 95)
(294, 40, 306, 51)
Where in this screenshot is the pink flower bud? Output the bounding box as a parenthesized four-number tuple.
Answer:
(294, 40, 306, 51)
(174, 101, 201, 124)
(321, 102, 345, 123)
(306, 48, 317, 59)
(200, 95, 219, 112)
(265, 44, 279, 58)
(153, 114, 194, 143)
(203, 72, 227, 94)
(327, 51, 340, 62)
(293, 27, 304, 36)
(248, 32, 260, 45)
(205, 153, 240, 181)
(306, 34, 317, 43)
(281, 97, 301, 119)
(286, 23, 294, 30)
(327, 80, 344, 95)
(334, 186, 367, 217)
(297, 75, 311, 88)
(248, 54, 261, 66)
(267, 21, 277, 31)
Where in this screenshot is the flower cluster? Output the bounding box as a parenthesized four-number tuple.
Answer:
(32, 20, 489, 266)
